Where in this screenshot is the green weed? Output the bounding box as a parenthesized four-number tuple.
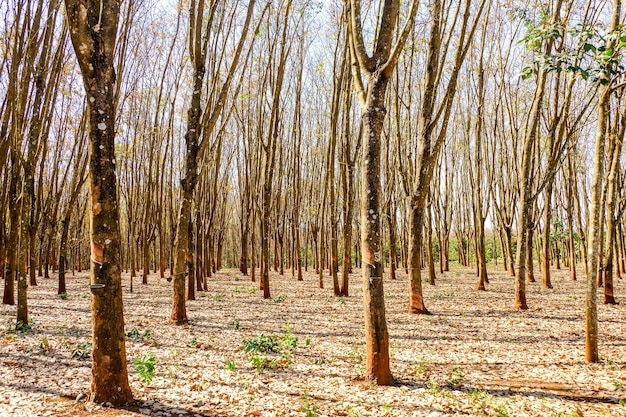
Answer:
(301, 393, 318, 417)
(445, 366, 464, 388)
(243, 323, 298, 373)
(134, 352, 156, 385)
(38, 336, 49, 351)
(414, 356, 428, 374)
(71, 342, 92, 359)
(16, 320, 31, 333)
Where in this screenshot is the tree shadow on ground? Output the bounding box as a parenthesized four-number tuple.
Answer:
(396, 378, 623, 406)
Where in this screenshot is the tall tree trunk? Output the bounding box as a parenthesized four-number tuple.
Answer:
(585, 0, 620, 363)
(65, 0, 133, 404)
(347, 0, 421, 384)
(3, 165, 19, 306)
(601, 102, 625, 304)
(360, 78, 393, 385)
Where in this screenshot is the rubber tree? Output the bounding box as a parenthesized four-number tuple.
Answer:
(170, 0, 258, 323)
(64, 0, 133, 405)
(513, 0, 562, 309)
(586, 0, 622, 362)
(397, 0, 488, 314)
(346, 0, 420, 385)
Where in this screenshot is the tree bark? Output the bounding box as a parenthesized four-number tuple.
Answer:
(65, 0, 133, 404)
(585, 0, 620, 363)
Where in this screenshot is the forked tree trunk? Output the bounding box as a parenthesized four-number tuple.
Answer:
(347, 0, 421, 384)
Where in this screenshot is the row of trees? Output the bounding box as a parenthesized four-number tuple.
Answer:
(1, 0, 624, 403)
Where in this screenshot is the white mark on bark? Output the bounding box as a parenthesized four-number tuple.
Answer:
(97, 123, 106, 131)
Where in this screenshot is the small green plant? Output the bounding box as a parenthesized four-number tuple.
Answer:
(273, 294, 287, 303)
(71, 342, 92, 359)
(247, 286, 258, 294)
(213, 293, 224, 302)
(189, 337, 199, 348)
(301, 394, 318, 417)
(382, 403, 391, 411)
(337, 297, 346, 305)
(494, 405, 510, 417)
(446, 366, 464, 388)
(230, 320, 241, 330)
(226, 360, 236, 371)
(38, 336, 49, 351)
(468, 389, 491, 415)
(243, 333, 279, 353)
(126, 328, 141, 338)
(346, 407, 363, 417)
(126, 328, 153, 341)
(134, 352, 156, 385)
(16, 320, 31, 333)
(59, 292, 70, 300)
(243, 323, 298, 373)
(5, 320, 15, 334)
(233, 286, 243, 294)
(619, 398, 626, 406)
(305, 338, 311, 346)
(249, 354, 274, 373)
(414, 356, 428, 374)
(198, 291, 208, 298)
(426, 379, 441, 395)
(280, 322, 298, 363)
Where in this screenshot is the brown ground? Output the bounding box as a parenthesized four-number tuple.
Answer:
(1, 265, 625, 416)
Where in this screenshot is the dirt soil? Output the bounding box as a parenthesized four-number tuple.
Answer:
(1, 265, 625, 417)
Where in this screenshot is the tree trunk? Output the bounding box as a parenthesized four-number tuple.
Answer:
(65, 0, 133, 404)
(585, 0, 620, 363)
(360, 82, 393, 385)
(408, 207, 429, 314)
(3, 166, 20, 305)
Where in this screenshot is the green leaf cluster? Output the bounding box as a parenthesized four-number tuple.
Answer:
(134, 352, 156, 385)
(243, 322, 298, 373)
